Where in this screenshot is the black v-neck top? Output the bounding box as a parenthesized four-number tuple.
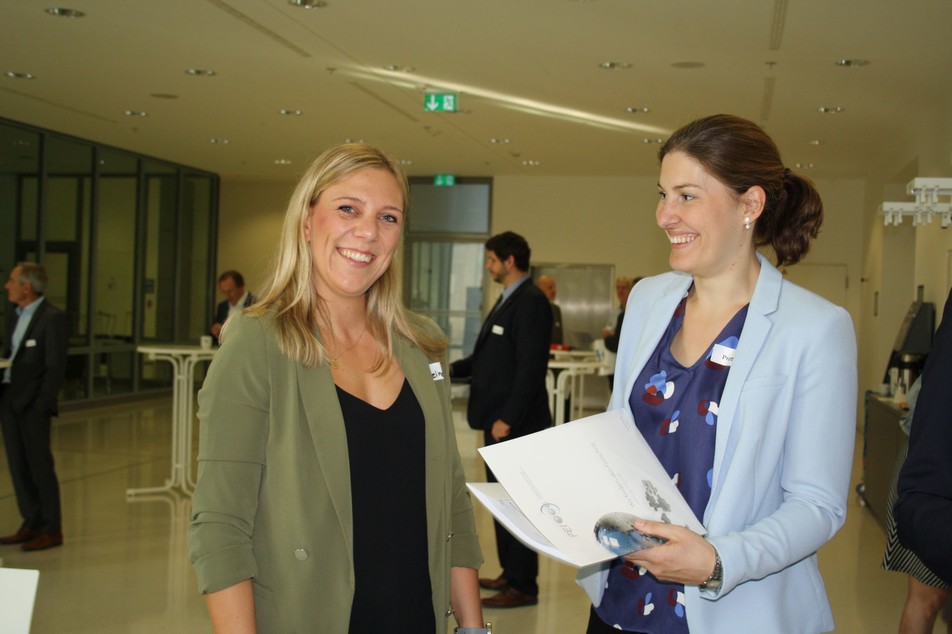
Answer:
(337, 379, 434, 634)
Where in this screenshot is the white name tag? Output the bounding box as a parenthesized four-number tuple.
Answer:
(492, 324, 504, 335)
(25, 339, 37, 348)
(429, 362, 444, 381)
(709, 343, 735, 366)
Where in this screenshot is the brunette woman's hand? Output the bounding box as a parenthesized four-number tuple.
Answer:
(621, 520, 717, 586)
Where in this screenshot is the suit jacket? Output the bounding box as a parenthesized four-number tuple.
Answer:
(895, 288, 952, 584)
(578, 255, 857, 634)
(3, 299, 69, 416)
(603, 309, 625, 353)
(550, 302, 564, 345)
(189, 310, 482, 634)
(212, 293, 257, 344)
(451, 278, 552, 436)
(214, 292, 257, 326)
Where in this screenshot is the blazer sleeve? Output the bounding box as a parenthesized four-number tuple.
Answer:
(896, 290, 952, 584)
(189, 312, 271, 593)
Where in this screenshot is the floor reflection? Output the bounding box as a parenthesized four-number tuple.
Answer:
(0, 395, 946, 633)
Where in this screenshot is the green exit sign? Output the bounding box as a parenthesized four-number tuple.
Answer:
(424, 93, 458, 112)
(434, 174, 456, 186)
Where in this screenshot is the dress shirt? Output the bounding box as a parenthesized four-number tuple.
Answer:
(3, 296, 45, 384)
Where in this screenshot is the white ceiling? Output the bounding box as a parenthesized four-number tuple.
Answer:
(2, 0, 951, 181)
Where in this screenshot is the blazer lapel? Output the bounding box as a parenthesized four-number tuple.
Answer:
(296, 359, 353, 552)
(618, 275, 693, 408)
(474, 282, 523, 351)
(705, 255, 781, 518)
(397, 335, 448, 547)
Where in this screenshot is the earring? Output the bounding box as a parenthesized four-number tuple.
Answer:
(744, 216, 752, 231)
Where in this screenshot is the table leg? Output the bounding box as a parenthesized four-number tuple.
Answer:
(127, 354, 186, 498)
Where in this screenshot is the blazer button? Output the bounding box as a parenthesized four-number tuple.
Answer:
(294, 548, 308, 561)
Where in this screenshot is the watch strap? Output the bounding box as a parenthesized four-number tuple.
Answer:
(699, 547, 723, 591)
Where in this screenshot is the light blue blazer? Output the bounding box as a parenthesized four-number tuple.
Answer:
(578, 254, 857, 634)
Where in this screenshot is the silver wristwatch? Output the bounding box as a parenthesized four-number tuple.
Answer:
(455, 624, 492, 634)
(699, 547, 723, 591)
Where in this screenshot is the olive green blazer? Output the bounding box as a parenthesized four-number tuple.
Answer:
(189, 311, 482, 633)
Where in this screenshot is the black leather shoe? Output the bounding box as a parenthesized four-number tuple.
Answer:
(481, 587, 538, 608)
(479, 575, 509, 591)
(0, 528, 39, 545)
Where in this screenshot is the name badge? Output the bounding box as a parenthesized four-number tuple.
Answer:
(709, 342, 735, 367)
(492, 324, 504, 335)
(25, 339, 37, 348)
(429, 362, 444, 381)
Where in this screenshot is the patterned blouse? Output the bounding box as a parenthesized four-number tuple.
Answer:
(593, 294, 749, 633)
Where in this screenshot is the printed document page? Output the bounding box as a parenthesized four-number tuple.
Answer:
(469, 409, 705, 567)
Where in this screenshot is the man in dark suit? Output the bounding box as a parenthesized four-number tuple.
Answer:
(209, 270, 256, 345)
(451, 231, 552, 609)
(1, 262, 69, 551)
(895, 287, 952, 585)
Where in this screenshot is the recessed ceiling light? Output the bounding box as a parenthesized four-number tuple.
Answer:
(45, 7, 85, 17)
(643, 138, 664, 144)
(288, 0, 328, 8)
(522, 160, 541, 166)
(279, 109, 303, 115)
(490, 138, 511, 144)
(344, 138, 364, 144)
(599, 62, 631, 70)
(186, 69, 217, 77)
(274, 159, 292, 165)
(835, 59, 869, 67)
(671, 61, 705, 69)
(5, 71, 36, 80)
(209, 138, 230, 144)
(626, 106, 650, 113)
(808, 139, 823, 145)
(397, 159, 413, 166)
(817, 106, 845, 113)
(795, 162, 815, 169)
(124, 110, 148, 117)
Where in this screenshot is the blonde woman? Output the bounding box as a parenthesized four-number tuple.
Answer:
(189, 144, 485, 633)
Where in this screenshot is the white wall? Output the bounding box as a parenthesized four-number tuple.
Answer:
(218, 172, 867, 343)
(217, 180, 292, 295)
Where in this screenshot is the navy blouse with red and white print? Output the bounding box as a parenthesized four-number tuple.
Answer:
(593, 293, 749, 633)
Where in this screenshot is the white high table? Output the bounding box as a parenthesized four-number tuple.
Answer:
(547, 354, 602, 425)
(128, 345, 216, 498)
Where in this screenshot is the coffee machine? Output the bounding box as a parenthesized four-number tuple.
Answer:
(883, 288, 934, 395)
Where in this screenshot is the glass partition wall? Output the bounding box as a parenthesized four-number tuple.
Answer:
(0, 117, 219, 404)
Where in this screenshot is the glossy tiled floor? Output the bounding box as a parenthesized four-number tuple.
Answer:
(0, 395, 948, 633)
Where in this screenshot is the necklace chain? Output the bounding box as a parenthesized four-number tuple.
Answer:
(327, 328, 366, 369)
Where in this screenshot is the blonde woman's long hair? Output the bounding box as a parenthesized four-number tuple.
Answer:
(245, 143, 446, 368)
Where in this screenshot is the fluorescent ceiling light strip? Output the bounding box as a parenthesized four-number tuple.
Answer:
(357, 68, 670, 135)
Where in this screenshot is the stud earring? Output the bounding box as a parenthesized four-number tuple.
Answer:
(744, 216, 752, 230)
